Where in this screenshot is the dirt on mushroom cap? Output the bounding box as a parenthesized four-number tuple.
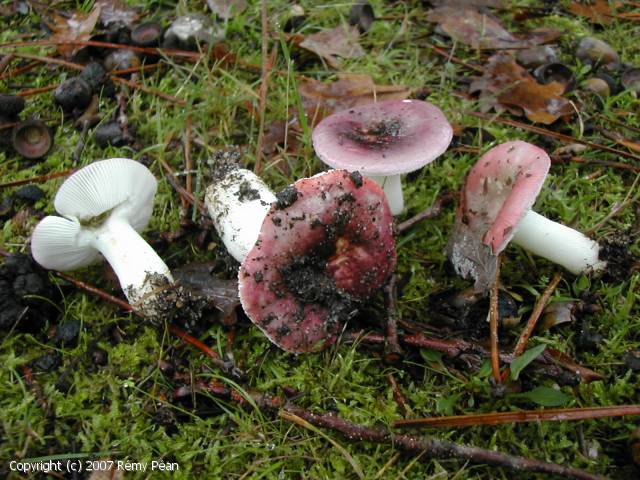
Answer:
(238, 170, 397, 353)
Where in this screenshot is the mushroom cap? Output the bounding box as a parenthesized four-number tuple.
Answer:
(312, 99, 453, 176)
(31, 158, 157, 271)
(448, 140, 550, 291)
(238, 169, 397, 353)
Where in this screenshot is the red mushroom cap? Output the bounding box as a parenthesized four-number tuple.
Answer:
(312, 99, 453, 176)
(238, 170, 397, 353)
(448, 140, 550, 291)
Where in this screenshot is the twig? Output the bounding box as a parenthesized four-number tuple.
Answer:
(467, 111, 640, 162)
(489, 257, 502, 384)
(383, 274, 403, 362)
(10, 52, 186, 105)
(393, 405, 640, 429)
(17, 84, 58, 97)
(168, 325, 222, 361)
(184, 116, 194, 197)
(0, 169, 74, 189)
(281, 404, 604, 480)
(159, 158, 207, 215)
(0, 60, 38, 81)
(597, 114, 640, 136)
(551, 155, 640, 173)
(387, 374, 411, 417)
(421, 41, 484, 73)
(501, 273, 563, 382)
(71, 121, 90, 164)
(55, 272, 133, 311)
(397, 192, 456, 233)
(514, 273, 563, 357)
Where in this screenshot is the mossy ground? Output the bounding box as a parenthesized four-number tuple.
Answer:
(1, 1, 639, 478)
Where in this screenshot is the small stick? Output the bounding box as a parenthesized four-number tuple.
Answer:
(597, 114, 640, 135)
(254, 44, 277, 174)
(489, 257, 502, 383)
(393, 405, 640, 429)
(282, 405, 604, 480)
(0, 169, 74, 189)
(168, 324, 222, 361)
(421, 41, 484, 73)
(551, 154, 640, 173)
(513, 273, 563, 357)
(71, 121, 90, 164)
(383, 274, 403, 362)
(387, 374, 411, 417)
(10, 52, 186, 105)
(0, 60, 38, 81)
(184, 116, 194, 197)
(467, 111, 640, 162)
(17, 84, 58, 97)
(501, 272, 562, 383)
(159, 158, 207, 215)
(397, 192, 456, 233)
(55, 272, 133, 311)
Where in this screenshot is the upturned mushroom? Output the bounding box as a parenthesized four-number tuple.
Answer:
(206, 163, 396, 353)
(448, 140, 605, 292)
(312, 99, 453, 215)
(31, 158, 181, 319)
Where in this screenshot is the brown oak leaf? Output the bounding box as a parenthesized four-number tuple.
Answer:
(469, 54, 574, 124)
(299, 25, 365, 68)
(47, 5, 101, 58)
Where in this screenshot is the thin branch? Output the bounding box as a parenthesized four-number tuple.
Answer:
(55, 272, 133, 311)
(393, 405, 640, 429)
(489, 257, 502, 383)
(397, 192, 456, 233)
(0, 169, 74, 189)
(383, 274, 403, 362)
(467, 111, 640, 162)
(281, 404, 604, 480)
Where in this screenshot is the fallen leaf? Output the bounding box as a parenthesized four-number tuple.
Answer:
(207, 0, 247, 19)
(569, 0, 614, 25)
(469, 53, 574, 124)
(299, 73, 411, 125)
(95, 0, 139, 27)
(427, 6, 560, 49)
(299, 25, 365, 68)
(172, 262, 239, 325)
(47, 5, 102, 58)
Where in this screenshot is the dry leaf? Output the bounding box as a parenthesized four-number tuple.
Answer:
(299, 73, 411, 125)
(427, 6, 560, 49)
(469, 53, 574, 124)
(95, 0, 139, 27)
(299, 25, 365, 68)
(207, 0, 247, 19)
(48, 5, 101, 58)
(569, 0, 614, 25)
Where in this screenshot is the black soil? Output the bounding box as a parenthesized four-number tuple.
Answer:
(236, 180, 260, 202)
(600, 231, 638, 282)
(343, 117, 402, 150)
(275, 185, 299, 209)
(0, 253, 60, 332)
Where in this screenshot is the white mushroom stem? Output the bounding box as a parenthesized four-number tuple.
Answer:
(205, 168, 276, 263)
(511, 210, 606, 274)
(87, 215, 173, 304)
(367, 174, 403, 215)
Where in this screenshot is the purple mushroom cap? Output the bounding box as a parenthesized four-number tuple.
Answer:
(312, 99, 453, 176)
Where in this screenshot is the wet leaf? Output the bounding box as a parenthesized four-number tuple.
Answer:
(469, 53, 574, 124)
(47, 5, 101, 58)
(173, 262, 239, 325)
(299, 73, 410, 125)
(207, 0, 248, 19)
(569, 0, 614, 25)
(427, 6, 560, 49)
(539, 301, 576, 332)
(95, 0, 140, 27)
(513, 386, 571, 407)
(299, 25, 365, 68)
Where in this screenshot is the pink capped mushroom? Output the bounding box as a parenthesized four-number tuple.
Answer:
(448, 140, 605, 292)
(312, 99, 453, 215)
(205, 159, 397, 353)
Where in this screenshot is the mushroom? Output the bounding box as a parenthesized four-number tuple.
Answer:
(448, 140, 605, 292)
(12, 119, 52, 159)
(312, 99, 453, 215)
(31, 158, 177, 319)
(205, 162, 396, 353)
